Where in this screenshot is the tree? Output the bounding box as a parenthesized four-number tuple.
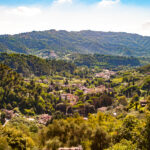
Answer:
(64, 79, 69, 85)
(44, 137, 62, 150)
(115, 115, 140, 143)
(0, 112, 6, 125)
(56, 103, 67, 114)
(142, 78, 150, 95)
(118, 96, 128, 106)
(143, 114, 150, 150)
(99, 94, 113, 107)
(0, 136, 11, 150)
(131, 94, 139, 110)
(91, 127, 110, 150)
(1, 127, 35, 150)
(85, 103, 95, 116)
(147, 96, 150, 111)
(106, 139, 137, 150)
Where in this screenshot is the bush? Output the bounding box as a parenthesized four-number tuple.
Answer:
(106, 139, 137, 150)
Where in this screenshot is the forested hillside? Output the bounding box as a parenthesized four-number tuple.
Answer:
(69, 54, 141, 68)
(0, 30, 150, 57)
(0, 53, 76, 77)
(0, 64, 60, 114)
(138, 64, 150, 73)
(0, 53, 141, 78)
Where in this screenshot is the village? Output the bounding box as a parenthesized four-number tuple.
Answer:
(0, 59, 150, 150)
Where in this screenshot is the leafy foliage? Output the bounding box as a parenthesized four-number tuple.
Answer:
(69, 54, 141, 68)
(0, 53, 76, 77)
(0, 64, 58, 114)
(0, 30, 150, 57)
(138, 64, 150, 73)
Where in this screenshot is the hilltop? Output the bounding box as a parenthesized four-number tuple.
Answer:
(0, 30, 150, 57)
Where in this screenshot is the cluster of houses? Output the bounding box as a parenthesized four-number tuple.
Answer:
(25, 75, 111, 102)
(80, 85, 106, 94)
(1, 109, 15, 119)
(59, 85, 108, 105)
(60, 93, 79, 105)
(95, 69, 116, 79)
(0, 109, 53, 126)
(140, 99, 147, 107)
(37, 114, 52, 125)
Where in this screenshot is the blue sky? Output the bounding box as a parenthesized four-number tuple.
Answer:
(122, 0, 150, 6)
(0, 0, 52, 6)
(1, 0, 150, 6)
(0, 0, 150, 35)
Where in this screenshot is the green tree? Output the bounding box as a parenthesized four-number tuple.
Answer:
(91, 127, 110, 150)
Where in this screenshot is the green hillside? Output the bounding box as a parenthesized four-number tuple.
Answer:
(0, 53, 141, 78)
(0, 53, 76, 77)
(138, 64, 150, 73)
(69, 53, 141, 68)
(0, 64, 59, 114)
(0, 30, 150, 57)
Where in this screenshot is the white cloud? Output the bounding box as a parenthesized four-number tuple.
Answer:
(0, 2, 149, 36)
(142, 22, 150, 30)
(58, 0, 72, 3)
(139, 22, 150, 35)
(98, 0, 120, 7)
(7, 6, 41, 16)
(55, 0, 72, 4)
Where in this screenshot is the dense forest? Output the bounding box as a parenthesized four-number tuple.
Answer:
(0, 30, 150, 57)
(138, 64, 150, 73)
(0, 64, 60, 115)
(0, 53, 142, 78)
(1, 112, 150, 150)
(0, 53, 76, 77)
(69, 53, 141, 68)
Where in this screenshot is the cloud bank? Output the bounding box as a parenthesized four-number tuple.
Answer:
(56, 0, 72, 4)
(98, 0, 120, 7)
(0, 0, 150, 36)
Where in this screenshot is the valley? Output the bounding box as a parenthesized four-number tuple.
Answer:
(0, 52, 150, 149)
(0, 30, 150, 150)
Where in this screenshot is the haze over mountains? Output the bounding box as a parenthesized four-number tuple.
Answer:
(0, 30, 150, 58)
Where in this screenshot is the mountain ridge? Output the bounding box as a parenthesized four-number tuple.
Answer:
(0, 29, 150, 57)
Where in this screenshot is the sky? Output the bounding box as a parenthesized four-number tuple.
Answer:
(0, 0, 150, 36)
